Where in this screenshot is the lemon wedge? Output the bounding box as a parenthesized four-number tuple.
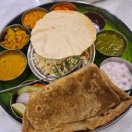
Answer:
(12, 103, 26, 117)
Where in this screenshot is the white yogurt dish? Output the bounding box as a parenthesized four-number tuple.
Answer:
(100, 57, 132, 91)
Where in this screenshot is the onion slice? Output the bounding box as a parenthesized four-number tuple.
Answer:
(16, 93, 29, 105)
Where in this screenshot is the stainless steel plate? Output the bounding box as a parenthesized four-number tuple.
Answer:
(0, 1, 132, 131)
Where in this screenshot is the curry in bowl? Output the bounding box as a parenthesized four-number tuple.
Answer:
(94, 30, 127, 56)
(0, 50, 27, 81)
(0, 24, 30, 50)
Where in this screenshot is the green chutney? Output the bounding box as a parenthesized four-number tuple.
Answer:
(95, 31, 127, 56)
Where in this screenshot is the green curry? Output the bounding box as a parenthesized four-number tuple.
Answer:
(95, 31, 127, 56)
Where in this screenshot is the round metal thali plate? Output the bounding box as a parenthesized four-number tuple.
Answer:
(0, 1, 132, 131)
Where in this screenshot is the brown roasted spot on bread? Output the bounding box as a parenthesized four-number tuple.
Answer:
(36, 105, 43, 113)
(89, 79, 100, 93)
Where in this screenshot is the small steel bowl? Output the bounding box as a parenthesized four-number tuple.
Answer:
(83, 12, 105, 32)
(0, 50, 28, 84)
(21, 7, 48, 29)
(94, 30, 128, 56)
(10, 80, 46, 119)
(100, 57, 132, 91)
(27, 43, 95, 83)
(50, 2, 78, 11)
(0, 24, 30, 51)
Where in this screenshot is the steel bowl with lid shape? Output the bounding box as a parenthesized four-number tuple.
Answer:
(21, 7, 48, 29)
(0, 24, 30, 51)
(83, 12, 105, 32)
(0, 49, 28, 84)
(50, 2, 78, 11)
(94, 30, 128, 56)
(10, 80, 46, 119)
(27, 43, 95, 83)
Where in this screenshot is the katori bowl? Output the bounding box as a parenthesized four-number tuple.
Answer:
(83, 11, 105, 32)
(0, 24, 30, 50)
(50, 2, 78, 11)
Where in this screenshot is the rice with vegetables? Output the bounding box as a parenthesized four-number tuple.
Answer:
(32, 49, 90, 76)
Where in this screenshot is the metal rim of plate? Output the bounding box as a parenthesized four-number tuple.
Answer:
(0, 1, 131, 131)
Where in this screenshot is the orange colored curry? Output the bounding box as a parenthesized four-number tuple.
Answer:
(0, 51, 26, 80)
(53, 7, 70, 11)
(23, 10, 47, 29)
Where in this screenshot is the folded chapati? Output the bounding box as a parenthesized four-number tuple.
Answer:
(31, 11, 96, 59)
(22, 99, 132, 132)
(22, 63, 132, 132)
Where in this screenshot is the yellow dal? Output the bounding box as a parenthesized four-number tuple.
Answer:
(0, 50, 26, 80)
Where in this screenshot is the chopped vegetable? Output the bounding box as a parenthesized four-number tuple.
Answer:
(11, 28, 17, 32)
(16, 93, 29, 105)
(55, 72, 61, 76)
(33, 83, 45, 87)
(67, 60, 71, 65)
(73, 56, 79, 59)
(65, 64, 70, 70)
(17, 85, 41, 95)
(53, 68, 58, 73)
(53, 68, 61, 76)
(85, 54, 88, 58)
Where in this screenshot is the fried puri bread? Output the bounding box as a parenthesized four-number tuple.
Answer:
(24, 63, 131, 131)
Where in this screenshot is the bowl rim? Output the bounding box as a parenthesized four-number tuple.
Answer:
(21, 7, 49, 29)
(50, 2, 78, 12)
(100, 57, 132, 91)
(83, 11, 106, 31)
(10, 79, 46, 119)
(0, 24, 30, 50)
(0, 49, 27, 82)
(94, 29, 128, 56)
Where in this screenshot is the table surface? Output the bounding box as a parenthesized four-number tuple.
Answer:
(0, 0, 132, 132)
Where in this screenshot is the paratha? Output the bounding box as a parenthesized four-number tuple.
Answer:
(31, 11, 96, 59)
(22, 63, 132, 132)
(24, 63, 132, 131)
(22, 99, 132, 132)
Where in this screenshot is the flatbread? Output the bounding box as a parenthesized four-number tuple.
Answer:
(22, 63, 132, 132)
(25, 63, 123, 131)
(22, 99, 132, 132)
(31, 11, 96, 59)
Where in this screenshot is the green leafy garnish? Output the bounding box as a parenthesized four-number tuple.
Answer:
(53, 68, 58, 73)
(55, 72, 61, 76)
(11, 28, 17, 32)
(53, 68, 61, 76)
(65, 60, 71, 70)
(65, 65, 70, 70)
(67, 60, 71, 65)
(73, 56, 79, 59)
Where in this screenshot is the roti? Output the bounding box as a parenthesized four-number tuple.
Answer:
(31, 11, 96, 59)
(22, 63, 132, 132)
(24, 63, 131, 131)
